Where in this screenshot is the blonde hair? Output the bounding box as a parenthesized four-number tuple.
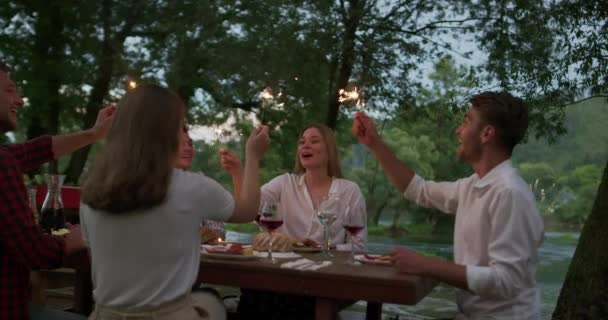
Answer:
(293, 124, 342, 178)
(81, 84, 184, 214)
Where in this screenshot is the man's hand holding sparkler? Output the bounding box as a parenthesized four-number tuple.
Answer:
(352, 112, 381, 148)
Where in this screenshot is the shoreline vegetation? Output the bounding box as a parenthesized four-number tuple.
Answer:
(226, 216, 581, 244)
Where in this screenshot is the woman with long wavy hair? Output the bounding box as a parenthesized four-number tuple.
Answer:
(80, 84, 269, 320)
(220, 123, 366, 319)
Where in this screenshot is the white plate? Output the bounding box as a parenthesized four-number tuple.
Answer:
(253, 251, 301, 259)
(201, 252, 259, 261)
(354, 254, 392, 266)
(292, 246, 322, 253)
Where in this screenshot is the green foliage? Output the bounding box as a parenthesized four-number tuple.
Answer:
(519, 162, 561, 215)
(515, 97, 608, 227)
(554, 165, 602, 225)
(513, 97, 608, 171)
(1, 1, 604, 233)
(225, 223, 259, 234)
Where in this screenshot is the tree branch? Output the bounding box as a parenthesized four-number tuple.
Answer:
(410, 17, 491, 34)
(379, 1, 412, 23)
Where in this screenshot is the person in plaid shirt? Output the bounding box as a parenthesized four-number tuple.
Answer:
(0, 62, 116, 320)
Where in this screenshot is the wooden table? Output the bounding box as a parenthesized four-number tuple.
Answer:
(68, 250, 436, 320)
(61, 249, 93, 314)
(198, 251, 436, 320)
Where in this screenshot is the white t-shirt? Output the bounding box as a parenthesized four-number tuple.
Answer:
(404, 160, 543, 320)
(261, 173, 367, 251)
(80, 169, 234, 307)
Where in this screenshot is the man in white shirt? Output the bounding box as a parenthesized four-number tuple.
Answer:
(351, 92, 544, 320)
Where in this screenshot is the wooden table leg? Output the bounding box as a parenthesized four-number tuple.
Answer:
(315, 298, 337, 320)
(365, 301, 382, 320)
(73, 267, 93, 315)
(64, 249, 93, 315)
(30, 271, 48, 305)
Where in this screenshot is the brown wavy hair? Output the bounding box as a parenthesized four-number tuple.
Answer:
(81, 84, 184, 214)
(469, 91, 529, 155)
(293, 123, 342, 178)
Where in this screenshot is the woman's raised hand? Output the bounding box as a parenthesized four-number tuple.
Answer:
(219, 148, 243, 176)
(245, 125, 270, 160)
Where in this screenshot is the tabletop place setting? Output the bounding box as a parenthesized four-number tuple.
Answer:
(199, 195, 392, 273)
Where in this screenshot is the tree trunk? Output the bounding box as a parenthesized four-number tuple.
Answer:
(28, 2, 65, 174)
(325, 0, 364, 130)
(372, 197, 388, 226)
(45, 3, 65, 174)
(391, 206, 402, 229)
(552, 160, 608, 319)
(63, 0, 144, 184)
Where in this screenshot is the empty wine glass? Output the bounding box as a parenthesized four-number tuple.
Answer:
(342, 206, 365, 265)
(315, 194, 338, 257)
(259, 202, 283, 263)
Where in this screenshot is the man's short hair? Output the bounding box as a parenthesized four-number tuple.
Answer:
(0, 61, 9, 73)
(469, 91, 529, 154)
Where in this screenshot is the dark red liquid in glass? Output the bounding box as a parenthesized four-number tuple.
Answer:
(343, 225, 364, 236)
(260, 220, 283, 232)
(40, 208, 65, 233)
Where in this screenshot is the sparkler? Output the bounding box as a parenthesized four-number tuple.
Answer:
(257, 85, 285, 122)
(338, 87, 364, 109)
(210, 125, 228, 145)
(128, 80, 137, 90)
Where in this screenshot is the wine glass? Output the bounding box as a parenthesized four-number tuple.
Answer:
(254, 206, 263, 232)
(259, 202, 283, 263)
(315, 194, 338, 257)
(342, 206, 365, 265)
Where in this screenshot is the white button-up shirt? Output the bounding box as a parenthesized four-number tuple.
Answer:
(261, 173, 367, 251)
(404, 160, 543, 320)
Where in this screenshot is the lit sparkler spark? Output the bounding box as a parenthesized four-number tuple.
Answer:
(128, 80, 137, 90)
(214, 127, 226, 137)
(259, 87, 274, 101)
(338, 87, 361, 105)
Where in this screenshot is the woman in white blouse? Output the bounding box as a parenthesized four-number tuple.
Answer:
(221, 123, 367, 251)
(176, 126, 226, 243)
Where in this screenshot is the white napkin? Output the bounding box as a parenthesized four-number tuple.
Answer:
(253, 251, 301, 259)
(280, 258, 332, 271)
(201, 244, 251, 253)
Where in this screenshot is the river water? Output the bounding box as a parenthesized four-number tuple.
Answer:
(225, 230, 578, 319)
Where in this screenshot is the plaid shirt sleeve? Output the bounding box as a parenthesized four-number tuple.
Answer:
(0, 137, 64, 319)
(0, 139, 65, 270)
(1, 135, 55, 171)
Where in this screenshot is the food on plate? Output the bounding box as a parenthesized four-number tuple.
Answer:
(292, 238, 321, 248)
(206, 243, 252, 255)
(51, 228, 70, 236)
(200, 227, 222, 244)
(252, 232, 292, 252)
(364, 254, 392, 262)
(242, 246, 253, 256)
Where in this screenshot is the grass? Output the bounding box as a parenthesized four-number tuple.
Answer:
(225, 223, 259, 233)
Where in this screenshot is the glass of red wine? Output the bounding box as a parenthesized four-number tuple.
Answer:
(254, 207, 263, 232)
(259, 202, 283, 263)
(342, 205, 365, 265)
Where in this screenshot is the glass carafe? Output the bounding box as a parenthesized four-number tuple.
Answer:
(40, 174, 65, 233)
